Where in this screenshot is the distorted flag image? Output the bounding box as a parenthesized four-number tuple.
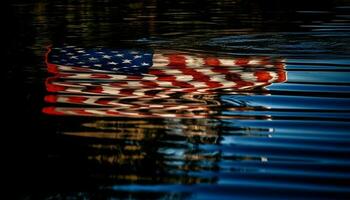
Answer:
(43, 46, 287, 118)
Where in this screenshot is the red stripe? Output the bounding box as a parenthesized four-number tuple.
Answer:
(149, 69, 166, 76)
(234, 58, 249, 65)
(47, 64, 59, 74)
(45, 77, 67, 92)
(174, 66, 210, 81)
(86, 86, 104, 94)
(168, 54, 187, 66)
(277, 70, 287, 83)
(44, 95, 58, 103)
(171, 81, 195, 88)
(95, 99, 112, 105)
(205, 57, 221, 66)
(206, 81, 223, 88)
(91, 74, 113, 79)
(67, 96, 88, 104)
(42, 107, 64, 115)
(106, 110, 121, 115)
(157, 76, 177, 81)
(254, 71, 272, 82)
(74, 109, 93, 115)
(119, 88, 135, 96)
(140, 80, 159, 87)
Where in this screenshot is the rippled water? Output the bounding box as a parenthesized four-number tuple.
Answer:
(7, 0, 350, 199)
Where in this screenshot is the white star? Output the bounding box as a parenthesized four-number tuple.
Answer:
(134, 55, 142, 59)
(130, 51, 139, 54)
(94, 64, 102, 67)
(77, 50, 86, 53)
(131, 65, 139, 68)
(83, 53, 90, 56)
(70, 56, 78, 59)
(89, 57, 98, 61)
(66, 45, 75, 48)
(122, 59, 131, 64)
(77, 61, 85, 64)
(112, 68, 119, 71)
(96, 51, 104, 54)
(103, 55, 112, 59)
(111, 51, 119, 53)
(67, 52, 74, 56)
(141, 62, 149, 66)
(116, 54, 124, 57)
(108, 61, 117, 65)
(60, 50, 67, 53)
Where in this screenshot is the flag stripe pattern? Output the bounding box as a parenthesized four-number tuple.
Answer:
(43, 46, 287, 118)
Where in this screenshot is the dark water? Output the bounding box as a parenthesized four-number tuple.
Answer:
(6, 0, 350, 199)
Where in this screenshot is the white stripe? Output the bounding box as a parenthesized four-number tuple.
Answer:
(174, 75, 194, 81)
(152, 113, 178, 118)
(84, 97, 100, 105)
(247, 59, 261, 65)
(117, 111, 143, 116)
(62, 73, 129, 80)
(194, 68, 221, 76)
(85, 110, 109, 115)
(184, 55, 205, 67)
(100, 88, 120, 95)
(219, 81, 238, 88)
(152, 54, 170, 67)
(156, 81, 176, 87)
(240, 72, 258, 82)
(132, 91, 148, 96)
(163, 105, 190, 110)
(143, 76, 158, 81)
(56, 108, 80, 115)
(57, 65, 111, 73)
(267, 71, 279, 83)
(66, 88, 85, 93)
(148, 104, 165, 108)
(162, 69, 183, 75)
(56, 96, 66, 103)
(209, 75, 228, 82)
(218, 58, 235, 66)
(190, 81, 209, 88)
(127, 81, 143, 87)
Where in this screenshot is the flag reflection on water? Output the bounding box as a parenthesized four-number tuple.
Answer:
(43, 46, 287, 118)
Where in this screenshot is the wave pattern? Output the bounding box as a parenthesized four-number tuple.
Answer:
(8, 0, 350, 199)
(42, 49, 350, 199)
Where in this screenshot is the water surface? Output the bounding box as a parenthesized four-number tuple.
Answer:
(7, 0, 350, 199)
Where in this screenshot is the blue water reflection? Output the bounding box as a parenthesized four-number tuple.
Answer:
(6, 0, 350, 199)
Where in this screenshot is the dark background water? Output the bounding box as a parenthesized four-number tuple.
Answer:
(6, 0, 350, 199)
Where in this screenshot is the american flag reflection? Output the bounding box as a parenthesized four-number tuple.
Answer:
(43, 46, 287, 118)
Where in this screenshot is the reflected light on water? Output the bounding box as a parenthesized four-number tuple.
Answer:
(7, 0, 350, 199)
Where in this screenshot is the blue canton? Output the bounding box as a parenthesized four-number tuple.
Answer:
(48, 46, 154, 75)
